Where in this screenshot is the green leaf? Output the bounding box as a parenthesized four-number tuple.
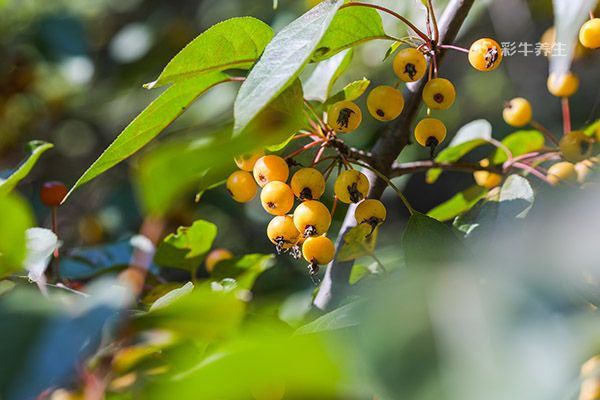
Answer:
(454, 175, 535, 238)
(69, 72, 230, 198)
(311, 6, 388, 62)
(295, 301, 362, 335)
(136, 81, 304, 214)
(426, 119, 492, 183)
(383, 41, 404, 61)
(211, 254, 275, 290)
(149, 282, 194, 311)
(427, 185, 487, 222)
(154, 220, 218, 273)
(491, 130, 545, 164)
(303, 49, 353, 102)
(324, 78, 370, 106)
(0, 141, 53, 196)
(194, 166, 235, 202)
(584, 119, 600, 137)
(337, 223, 378, 262)
(145, 17, 273, 88)
(402, 212, 465, 268)
(0, 194, 34, 276)
(233, 0, 343, 134)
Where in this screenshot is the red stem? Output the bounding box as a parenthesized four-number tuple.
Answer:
(285, 139, 323, 160)
(438, 44, 469, 53)
(513, 162, 552, 184)
(312, 143, 327, 166)
(330, 196, 339, 218)
(561, 97, 571, 134)
(341, 3, 431, 43)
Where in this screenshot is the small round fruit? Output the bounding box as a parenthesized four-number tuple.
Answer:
(367, 86, 404, 121)
(581, 355, 600, 379)
(328, 101, 362, 133)
(559, 131, 592, 162)
(414, 118, 447, 148)
(334, 170, 369, 204)
(473, 159, 503, 189)
(579, 18, 600, 49)
(468, 38, 503, 72)
(253, 155, 289, 187)
(575, 159, 595, 183)
(290, 167, 325, 200)
(503, 97, 533, 127)
(226, 171, 257, 203)
(547, 72, 579, 97)
(355, 199, 386, 227)
(547, 161, 577, 185)
(293, 200, 331, 237)
(40, 181, 68, 207)
(260, 181, 295, 216)
(393, 48, 427, 82)
(205, 248, 233, 273)
(422, 78, 456, 110)
(234, 150, 264, 171)
(267, 215, 300, 250)
(302, 236, 335, 265)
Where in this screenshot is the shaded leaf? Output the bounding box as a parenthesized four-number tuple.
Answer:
(211, 254, 275, 290)
(311, 6, 388, 62)
(154, 220, 217, 273)
(427, 185, 488, 222)
(337, 223, 378, 262)
(402, 212, 465, 268)
(295, 301, 362, 335)
(491, 130, 545, 164)
(426, 139, 490, 184)
(145, 17, 273, 88)
(69, 72, 230, 197)
(303, 49, 353, 102)
(0, 141, 53, 196)
(233, 0, 343, 133)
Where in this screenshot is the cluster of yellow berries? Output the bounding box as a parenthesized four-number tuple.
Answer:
(326, 37, 503, 157)
(225, 151, 386, 275)
(578, 355, 600, 400)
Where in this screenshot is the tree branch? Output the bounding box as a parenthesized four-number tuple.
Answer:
(389, 160, 499, 177)
(313, 0, 476, 311)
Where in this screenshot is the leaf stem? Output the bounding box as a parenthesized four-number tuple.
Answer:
(513, 161, 552, 184)
(530, 120, 560, 146)
(427, 0, 440, 44)
(438, 44, 469, 53)
(341, 2, 431, 43)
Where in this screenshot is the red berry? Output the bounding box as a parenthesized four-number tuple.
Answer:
(40, 181, 68, 207)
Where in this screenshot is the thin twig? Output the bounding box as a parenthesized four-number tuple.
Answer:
(389, 160, 499, 177)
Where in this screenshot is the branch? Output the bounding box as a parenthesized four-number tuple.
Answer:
(389, 160, 499, 177)
(313, 0, 476, 311)
(328, 137, 378, 165)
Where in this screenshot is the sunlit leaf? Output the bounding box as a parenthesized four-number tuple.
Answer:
(69, 72, 230, 198)
(324, 78, 370, 106)
(24, 228, 58, 283)
(427, 185, 488, 222)
(491, 130, 545, 164)
(154, 220, 217, 273)
(233, 0, 343, 134)
(211, 254, 275, 290)
(0, 194, 34, 277)
(303, 49, 352, 102)
(383, 40, 404, 61)
(311, 6, 389, 62)
(583, 119, 600, 137)
(0, 141, 53, 196)
(150, 282, 194, 311)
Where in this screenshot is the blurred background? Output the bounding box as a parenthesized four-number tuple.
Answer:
(1, 0, 599, 306)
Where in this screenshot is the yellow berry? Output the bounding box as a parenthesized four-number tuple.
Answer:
(267, 215, 300, 250)
(580, 378, 600, 400)
(547, 72, 579, 97)
(234, 150, 264, 171)
(253, 155, 289, 187)
(581, 355, 600, 379)
(473, 159, 503, 189)
(367, 85, 404, 121)
(290, 167, 325, 200)
(547, 161, 577, 185)
(334, 170, 369, 204)
(226, 171, 257, 203)
(503, 97, 533, 127)
(260, 181, 295, 216)
(541, 26, 586, 60)
(393, 48, 427, 82)
(468, 38, 503, 71)
(293, 200, 331, 237)
(205, 248, 233, 273)
(422, 78, 456, 110)
(302, 235, 335, 265)
(559, 131, 592, 162)
(414, 118, 447, 147)
(579, 18, 600, 49)
(575, 159, 595, 184)
(354, 199, 386, 227)
(328, 101, 362, 133)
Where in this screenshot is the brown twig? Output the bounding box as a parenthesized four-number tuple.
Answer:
(389, 160, 499, 177)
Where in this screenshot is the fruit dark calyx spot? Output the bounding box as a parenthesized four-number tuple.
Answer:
(580, 140, 591, 155)
(259, 174, 267, 183)
(426, 137, 439, 160)
(267, 201, 276, 209)
(300, 187, 313, 200)
(347, 182, 364, 203)
(404, 63, 417, 80)
(485, 47, 499, 68)
(376, 109, 385, 117)
(304, 225, 318, 238)
(433, 93, 444, 103)
(307, 262, 321, 285)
